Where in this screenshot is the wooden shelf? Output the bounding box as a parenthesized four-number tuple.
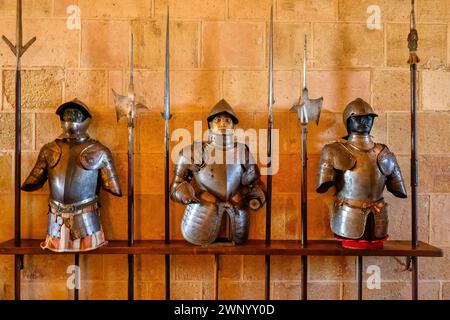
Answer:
(0, 239, 443, 257)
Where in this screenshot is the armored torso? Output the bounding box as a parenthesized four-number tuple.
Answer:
(317, 134, 407, 240)
(22, 133, 122, 252)
(336, 143, 386, 203)
(48, 138, 100, 204)
(193, 136, 247, 203)
(170, 132, 265, 246)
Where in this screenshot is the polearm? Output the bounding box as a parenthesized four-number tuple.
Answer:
(264, 5, 274, 301)
(162, 8, 172, 300)
(408, 0, 420, 300)
(2, 0, 36, 301)
(291, 36, 323, 301)
(112, 33, 147, 300)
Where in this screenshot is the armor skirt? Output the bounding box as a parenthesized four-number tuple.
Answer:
(181, 202, 249, 246)
(41, 201, 107, 252)
(331, 198, 388, 240)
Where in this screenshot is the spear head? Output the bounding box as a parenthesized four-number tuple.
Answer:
(112, 90, 147, 123)
(291, 88, 323, 126)
(162, 7, 172, 121)
(112, 33, 148, 123)
(2, 0, 36, 60)
(290, 35, 323, 126)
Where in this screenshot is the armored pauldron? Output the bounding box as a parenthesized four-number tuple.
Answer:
(22, 100, 122, 252)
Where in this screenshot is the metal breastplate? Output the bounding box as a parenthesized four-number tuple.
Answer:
(193, 141, 244, 202)
(336, 144, 386, 202)
(48, 140, 99, 204)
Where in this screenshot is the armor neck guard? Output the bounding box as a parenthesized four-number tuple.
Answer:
(208, 132, 235, 150)
(347, 134, 375, 151)
(58, 133, 90, 142)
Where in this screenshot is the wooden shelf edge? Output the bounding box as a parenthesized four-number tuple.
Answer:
(0, 239, 443, 257)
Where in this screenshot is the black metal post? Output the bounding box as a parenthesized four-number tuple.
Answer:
(301, 125, 308, 300)
(411, 62, 419, 300)
(214, 254, 219, 300)
(301, 255, 307, 300)
(264, 5, 274, 301)
(163, 8, 172, 301)
(14, 66, 22, 301)
(14, 255, 22, 300)
(408, 0, 419, 301)
(2, 0, 36, 301)
(128, 119, 135, 300)
(74, 254, 79, 300)
(358, 256, 363, 300)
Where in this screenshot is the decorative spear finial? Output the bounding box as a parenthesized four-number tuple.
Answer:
(408, 0, 420, 64)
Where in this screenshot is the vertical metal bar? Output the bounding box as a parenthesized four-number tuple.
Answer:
(2, 0, 35, 301)
(128, 118, 135, 299)
(127, 32, 135, 299)
(408, 0, 419, 301)
(411, 63, 418, 250)
(357, 256, 363, 300)
(165, 255, 170, 300)
(411, 64, 419, 301)
(14, 0, 23, 301)
(301, 256, 307, 300)
(264, 255, 271, 300)
(14, 255, 21, 300)
(14, 67, 22, 301)
(301, 126, 308, 300)
(163, 8, 171, 301)
(301, 126, 308, 247)
(412, 257, 418, 300)
(14, 68, 21, 249)
(128, 254, 134, 300)
(74, 254, 79, 300)
(214, 254, 219, 300)
(264, 5, 274, 302)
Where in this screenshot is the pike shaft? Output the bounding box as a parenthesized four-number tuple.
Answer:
(410, 64, 418, 248)
(15, 69, 21, 247)
(266, 4, 274, 245)
(301, 125, 308, 246)
(164, 8, 171, 245)
(409, 0, 419, 301)
(410, 37, 419, 302)
(164, 120, 170, 243)
(264, 5, 274, 301)
(163, 8, 171, 301)
(128, 124, 134, 246)
(127, 33, 135, 301)
(127, 106, 134, 300)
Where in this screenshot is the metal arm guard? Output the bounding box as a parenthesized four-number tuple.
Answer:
(170, 143, 202, 204)
(22, 141, 61, 191)
(80, 142, 122, 197)
(377, 144, 407, 199)
(316, 141, 356, 193)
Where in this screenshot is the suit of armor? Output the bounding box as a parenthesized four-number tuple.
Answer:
(317, 99, 407, 245)
(170, 100, 266, 246)
(22, 99, 122, 252)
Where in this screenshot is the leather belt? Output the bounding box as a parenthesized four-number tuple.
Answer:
(336, 197, 385, 213)
(49, 197, 99, 214)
